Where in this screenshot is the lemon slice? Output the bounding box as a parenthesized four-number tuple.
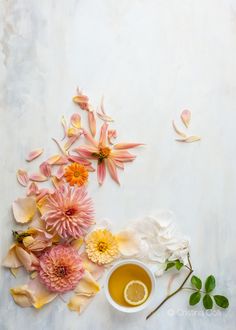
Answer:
(124, 280, 148, 306)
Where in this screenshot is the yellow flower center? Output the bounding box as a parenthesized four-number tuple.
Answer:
(99, 146, 111, 158)
(97, 241, 108, 252)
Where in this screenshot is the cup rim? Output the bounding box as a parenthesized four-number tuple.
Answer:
(104, 259, 156, 313)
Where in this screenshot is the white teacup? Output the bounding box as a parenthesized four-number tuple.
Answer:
(104, 259, 156, 313)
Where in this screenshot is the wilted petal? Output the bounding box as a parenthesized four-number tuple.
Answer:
(99, 122, 108, 146)
(116, 230, 141, 256)
(61, 116, 67, 140)
(39, 162, 51, 177)
(96, 96, 114, 122)
(29, 173, 48, 182)
(67, 127, 80, 137)
(97, 161, 106, 185)
(107, 159, 120, 185)
(108, 129, 117, 144)
(12, 197, 37, 223)
(16, 169, 29, 187)
(2, 245, 22, 268)
(27, 182, 39, 196)
(176, 136, 201, 143)
(113, 143, 143, 150)
(73, 93, 90, 111)
(88, 111, 96, 137)
(71, 113, 81, 129)
(172, 121, 187, 138)
(181, 109, 191, 128)
(26, 148, 43, 162)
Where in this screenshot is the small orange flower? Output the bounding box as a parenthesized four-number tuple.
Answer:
(64, 163, 88, 186)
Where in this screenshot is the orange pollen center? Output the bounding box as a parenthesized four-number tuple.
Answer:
(99, 146, 111, 159)
(97, 241, 108, 252)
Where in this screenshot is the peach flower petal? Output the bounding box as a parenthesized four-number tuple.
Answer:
(61, 116, 67, 140)
(16, 169, 29, 187)
(12, 197, 37, 223)
(108, 129, 117, 145)
(96, 96, 113, 122)
(64, 136, 79, 151)
(172, 121, 187, 138)
(88, 111, 96, 137)
(15, 246, 39, 271)
(113, 143, 143, 150)
(26, 148, 44, 162)
(107, 158, 120, 185)
(97, 161, 106, 185)
(71, 113, 81, 129)
(55, 166, 65, 180)
(47, 154, 69, 165)
(27, 182, 40, 196)
(39, 162, 51, 177)
(81, 253, 104, 280)
(181, 109, 191, 128)
(74, 270, 100, 296)
(116, 230, 141, 256)
(29, 173, 48, 182)
(2, 244, 22, 268)
(67, 295, 92, 313)
(176, 136, 201, 143)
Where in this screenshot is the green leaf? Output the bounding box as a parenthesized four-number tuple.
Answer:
(191, 275, 202, 290)
(205, 275, 216, 293)
(189, 292, 201, 305)
(175, 260, 183, 270)
(214, 295, 229, 309)
(203, 294, 213, 309)
(165, 262, 175, 271)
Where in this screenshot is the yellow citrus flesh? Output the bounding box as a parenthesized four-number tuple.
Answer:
(124, 280, 148, 306)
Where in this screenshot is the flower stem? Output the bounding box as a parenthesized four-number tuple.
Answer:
(146, 253, 193, 320)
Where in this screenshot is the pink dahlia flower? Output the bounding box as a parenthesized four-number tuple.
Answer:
(38, 245, 84, 293)
(41, 185, 94, 239)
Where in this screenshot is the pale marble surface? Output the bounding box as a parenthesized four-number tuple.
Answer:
(0, 0, 236, 329)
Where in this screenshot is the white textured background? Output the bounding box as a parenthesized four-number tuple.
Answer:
(0, 1, 236, 329)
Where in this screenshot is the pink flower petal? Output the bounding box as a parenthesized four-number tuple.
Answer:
(64, 136, 79, 151)
(107, 159, 120, 185)
(113, 159, 124, 170)
(26, 148, 43, 162)
(51, 176, 64, 189)
(46, 155, 68, 165)
(68, 154, 92, 166)
(181, 109, 191, 128)
(73, 145, 98, 159)
(71, 113, 81, 129)
(29, 173, 48, 182)
(88, 111, 96, 137)
(52, 138, 66, 155)
(2, 244, 22, 268)
(15, 246, 39, 272)
(172, 120, 187, 138)
(97, 161, 106, 185)
(55, 166, 65, 180)
(61, 116, 67, 140)
(108, 129, 117, 145)
(16, 169, 29, 187)
(96, 96, 114, 122)
(99, 122, 108, 146)
(111, 150, 136, 162)
(67, 127, 80, 137)
(27, 182, 39, 196)
(36, 189, 50, 202)
(113, 143, 144, 150)
(39, 162, 51, 177)
(82, 129, 98, 147)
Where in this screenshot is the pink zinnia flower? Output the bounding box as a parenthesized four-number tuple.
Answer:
(41, 185, 94, 239)
(73, 123, 143, 185)
(38, 245, 84, 293)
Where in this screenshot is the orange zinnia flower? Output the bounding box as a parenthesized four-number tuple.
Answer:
(64, 163, 88, 186)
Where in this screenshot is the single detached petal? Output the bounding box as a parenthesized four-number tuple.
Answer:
(97, 161, 106, 185)
(15, 246, 39, 271)
(113, 143, 144, 150)
(107, 159, 120, 185)
(51, 176, 64, 189)
(81, 253, 104, 280)
(55, 165, 65, 180)
(29, 173, 48, 182)
(27, 182, 39, 196)
(16, 169, 29, 187)
(68, 295, 92, 313)
(12, 197, 37, 223)
(176, 136, 201, 143)
(172, 121, 187, 138)
(39, 162, 51, 177)
(88, 111, 96, 137)
(96, 97, 114, 122)
(116, 230, 141, 256)
(67, 127, 80, 138)
(52, 138, 66, 155)
(61, 116, 67, 140)
(2, 245, 22, 268)
(71, 113, 81, 129)
(74, 270, 100, 296)
(82, 129, 98, 147)
(99, 122, 108, 146)
(47, 155, 68, 165)
(108, 129, 117, 144)
(64, 136, 79, 151)
(181, 109, 191, 128)
(26, 148, 43, 162)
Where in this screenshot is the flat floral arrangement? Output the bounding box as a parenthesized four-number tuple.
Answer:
(2, 89, 229, 319)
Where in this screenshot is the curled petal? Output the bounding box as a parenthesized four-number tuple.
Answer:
(16, 169, 29, 187)
(71, 113, 81, 129)
(99, 122, 108, 146)
(172, 121, 187, 138)
(176, 136, 201, 143)
(61, 116, 67, 140)
(73, 94, 90, 111)
(82, 129, 98, 147)
(73, 145, 98, 159)
(46, 155, 68, 165)
(67, 127, 80, 138)
(39, 162, 51, 177)
(35, 189, 50, 203)
(111, 150, 136, 162)
(10, 279, 57, 309)
(15, 246, 39, 272)
(116, 230, 141, 256)
(55, 166, 65, 180)
(26, 148, 43, 162)
(27, 182, 39, 196)
(97, 96, 113, 122)
(51, 176, 64, 189)
(64, 136, 79, 151)
(97, 161, 106, 185)
(181, 109, 191, 128)
(2, 245, 22, 268)
(88, 111, 96, 137)
(108, 129, 117, 144)
(107, 159, 120, 185)
(74, 270, 100, 296)
(81, 254, 104, 280)
(68, 295, 92, 313)
(29, 173, 48, 182)
(52, 138, 66, 155)
(12, 197, 37, 223)
(113, 143, 144, 150)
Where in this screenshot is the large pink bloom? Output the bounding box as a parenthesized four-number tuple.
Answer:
(41, 185, 94, 239)
(73, 123, 142, 185)
(38, 245, 84, 293)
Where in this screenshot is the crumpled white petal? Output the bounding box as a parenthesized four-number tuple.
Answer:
(12, 197, 37, 223)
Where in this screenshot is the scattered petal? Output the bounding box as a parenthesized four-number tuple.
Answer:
(29, 173, 48, 182)
(46, 155, 68, 165)
(68, 154, 92, 166)
(52, 138, 66, 155)
(116, 230, 141, 256)
(51, 176, 64, 189)
(61, 116, 67, 140)
(113, 143, 143, 150)
(73, 92, 90, 111)
(15, 246, 39, 271)
(27, 182, 39, 196)
(16, 169, 29, 187)
(12, 197, 37, 223)
(74, 270, 100, 297)
(181, 109, 191, 128)
(55, 166, 65, 180)
(71, 113, 81, 129)
(96, 96, 113, 122)
(97, 161, 106, 185)
(107, 159, 120, 185)
(26, 148, 44, 162)
(172, 121, 187, 138)
(81, 253, 104, 280)
(39, 162, 51, 177)
(88, 111, 96, 137)
(67, 295, 92, 313)
(176, 136, 201, 143)
(67, 127, 80, 138)
(108, 129, 117, 144)
(2, 245, 22, 268)
(64, 136, 79, 151)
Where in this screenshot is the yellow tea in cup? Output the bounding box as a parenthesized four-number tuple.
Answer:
(108, 263, 152, 307)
